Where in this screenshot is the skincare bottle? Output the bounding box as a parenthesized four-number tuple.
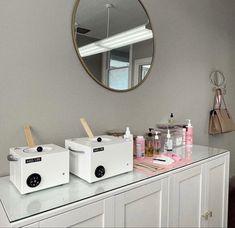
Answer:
(185, 120, 193, 145)
(182, 126, 186, 145)
(168, 113, 175, 125)
(124, 127, 133, 141)
(136, 136, 145, 158)
(164, 129, 173, 151)
(136, 144, 142, 158)
(154, 131, 161, 155)
(145, 129, 154, 157)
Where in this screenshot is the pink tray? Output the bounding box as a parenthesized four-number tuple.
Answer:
(134, 154, 192, 176)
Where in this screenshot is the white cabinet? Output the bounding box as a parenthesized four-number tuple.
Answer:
(115, 178, 168, 228)
(169, 155, 229, 228)
(170, 165, 204, 227)
(39, 197, 114, 228)
(1, 149, 229, 228)
(205, 156, 228, 228)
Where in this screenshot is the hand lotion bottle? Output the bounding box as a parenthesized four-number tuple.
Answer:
(136, 136, 145, 158)
(124, 127, 133, 141)
(185, 120, 193, 145)
(154, 131, 161, 155)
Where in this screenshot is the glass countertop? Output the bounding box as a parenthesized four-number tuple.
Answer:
(0, 145, 228, 223)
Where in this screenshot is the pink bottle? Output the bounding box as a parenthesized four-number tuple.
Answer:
(136, 136, 145, 158)
(185, 119, 193, 145)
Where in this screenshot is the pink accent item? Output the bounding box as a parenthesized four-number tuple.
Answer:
(186, 127, 193, 145)
(136, 136, 145, 157)
(214, 94, 222, 109)
(134, 151, 192, 176)
(161, 152, 181, 161)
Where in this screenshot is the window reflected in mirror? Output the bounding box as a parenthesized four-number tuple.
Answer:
(108, 48, 130, 90)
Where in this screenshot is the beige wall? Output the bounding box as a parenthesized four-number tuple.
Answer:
(0, 0, 235, 176)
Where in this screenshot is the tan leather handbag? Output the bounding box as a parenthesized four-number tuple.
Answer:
(209, 89, 235, 134)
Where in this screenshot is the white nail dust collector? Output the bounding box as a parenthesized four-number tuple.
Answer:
(65, 135, 133, 183)
(8, 144, 69, 194)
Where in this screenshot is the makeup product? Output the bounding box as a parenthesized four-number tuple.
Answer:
(185, 119, 193, 145)
(154, 131, 161, 155)
(168, 113, 175, 124)
(136, 143, 142, 158)
(182, 125, 186, 145)
(145, 128, 154, 157)
(164, 129, 173, 151)
(136, 136, 145, 158)
(124, 127, 133, 141)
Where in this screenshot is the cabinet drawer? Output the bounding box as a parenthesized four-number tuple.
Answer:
(23, 222, 39, 228)
(39, 198, 114, 228)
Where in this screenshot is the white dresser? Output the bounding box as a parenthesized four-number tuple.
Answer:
(0, 145, 229, 228)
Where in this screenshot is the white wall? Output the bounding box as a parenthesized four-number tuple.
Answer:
(0, 0, 235, 176)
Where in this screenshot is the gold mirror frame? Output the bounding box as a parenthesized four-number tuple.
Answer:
(71, 0, 155, 92)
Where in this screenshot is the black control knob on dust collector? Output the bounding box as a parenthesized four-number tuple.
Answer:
(26, 173, 41, 188)
(95, 166, 105, 178)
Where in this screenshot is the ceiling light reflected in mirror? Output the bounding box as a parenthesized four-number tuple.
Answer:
(72, 0, 154, 92)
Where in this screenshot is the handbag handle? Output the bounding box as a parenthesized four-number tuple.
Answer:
(213, 88, 227, 110)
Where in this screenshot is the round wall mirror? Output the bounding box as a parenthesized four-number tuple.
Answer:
(72, 0, 154, 92)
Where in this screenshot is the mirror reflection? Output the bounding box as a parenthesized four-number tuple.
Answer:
(73, 0, 154, 91)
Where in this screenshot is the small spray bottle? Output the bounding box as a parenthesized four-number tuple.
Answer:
(164, 129, 173, 151)
(168, 113, 175, 125)
(154, 131, 161, 155)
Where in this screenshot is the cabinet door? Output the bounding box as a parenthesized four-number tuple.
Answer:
(39, 197, 114, 228)
(206, 156, 228, 228)
(115, 178, 168, 228)
(170, 165, 205, 227)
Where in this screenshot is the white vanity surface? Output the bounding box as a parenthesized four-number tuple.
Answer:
(0, 145, 228, 223)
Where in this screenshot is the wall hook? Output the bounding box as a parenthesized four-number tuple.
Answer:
(210, 70, 226, 94)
